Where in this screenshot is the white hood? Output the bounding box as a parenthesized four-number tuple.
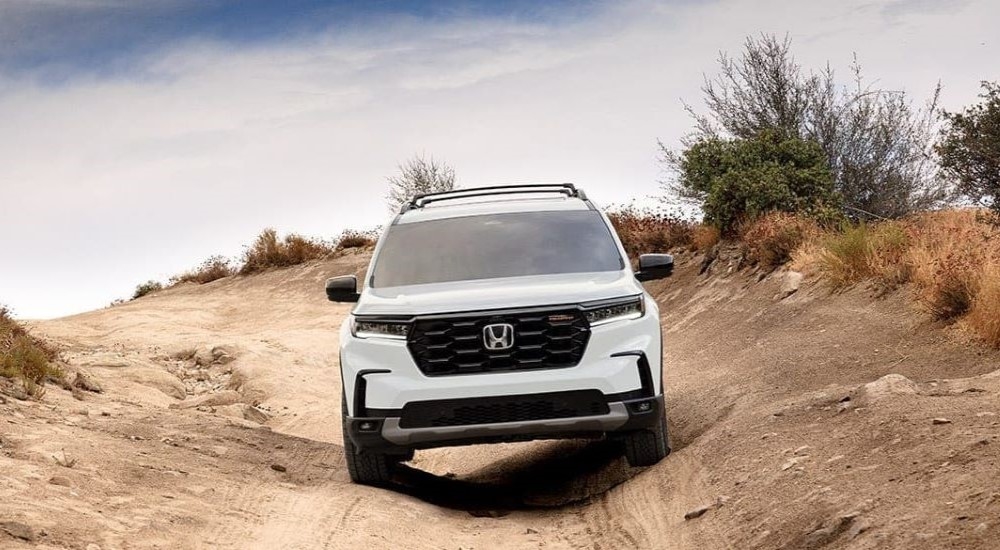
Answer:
(354, 271, 642, 316)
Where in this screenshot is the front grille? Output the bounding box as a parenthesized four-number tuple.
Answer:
(398, 390, 609, 429)
(407, 306, 591, 376)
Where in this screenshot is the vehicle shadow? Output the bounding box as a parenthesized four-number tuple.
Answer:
(389, 439, 636, 512)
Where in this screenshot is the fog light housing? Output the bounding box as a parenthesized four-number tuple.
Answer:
(357, 420, 379, 432)
(629, 400, 654, 413)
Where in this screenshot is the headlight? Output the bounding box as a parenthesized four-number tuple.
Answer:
(350, 317, 409, 340)
(585, 297, 644, 327)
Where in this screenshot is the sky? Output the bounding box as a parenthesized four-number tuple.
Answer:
(1, 0, 998, 319)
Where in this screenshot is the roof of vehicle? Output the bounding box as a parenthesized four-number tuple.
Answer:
(396, 195, 592, 224)
(394, 184, 595, 224)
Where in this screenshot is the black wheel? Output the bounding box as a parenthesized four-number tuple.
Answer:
(622, 412, 670, 467)
(342, 395, 394, 485)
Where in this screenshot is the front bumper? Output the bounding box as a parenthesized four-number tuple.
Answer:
(345, 394, 665, 453)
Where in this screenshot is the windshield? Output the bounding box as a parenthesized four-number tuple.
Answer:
(371, 210, 624, 287)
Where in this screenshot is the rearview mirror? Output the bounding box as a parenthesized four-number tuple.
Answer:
(636, 254, 674, 282)
(326, 275, 359, 302)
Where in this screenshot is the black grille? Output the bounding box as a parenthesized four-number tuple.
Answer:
(407, 307, 591, 376)
(398, 390, 609, 429)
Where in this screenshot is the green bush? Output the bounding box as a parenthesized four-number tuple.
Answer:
(132, 280, 163, 300)
(676, 130, 841, 233)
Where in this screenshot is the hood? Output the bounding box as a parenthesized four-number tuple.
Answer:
(353, 271, 642, 316)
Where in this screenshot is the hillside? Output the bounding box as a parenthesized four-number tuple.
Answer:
(2, 248, 999, 549)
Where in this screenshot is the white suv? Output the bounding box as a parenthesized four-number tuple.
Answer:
(326, 184, 673, 485)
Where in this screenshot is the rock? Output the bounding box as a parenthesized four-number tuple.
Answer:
(794, 445, 811, 456)
(73, 372, 103, 393)
(857, 374, 917, 404)
(848, 520, 870, 539)
(4, 383, 30, 401)
(0, 521, 36, 542)
(119, 367, 187, 400)
(242, 405, 271, 424)
(803, 514, 855, 546)
(48, 476, 72, 487)
(193, 348, 215, 367)
(214, 404, 270, 425)
(270, 464, 287, 473)
(86, 544, 102, 550)
(169, 390, 243, 410)
(779, 271, 804, 298)
(211, 346, 236, 364)
(932, 418, 953, 425)
(699, 246, 719, 275)
(684, 505, 712, 520)
(525, 528, 538, 535)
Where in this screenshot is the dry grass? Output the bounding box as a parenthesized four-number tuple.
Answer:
(967, 266, 1000, 347)
(170, 255, 235, 285)
(239, 228, 335, 275)
(814, 222, 911, 293)
(907, 210, 999, 320)
(335, 229, 378, 252)
(692, 225, 721, 252)
(785, 208, 1000, 346)
(606, 206, 696, 260)
(1, 305, 62, 398)
(739, 212, 819, 269)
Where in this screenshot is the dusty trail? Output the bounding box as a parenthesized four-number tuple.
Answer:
(3, 248, 1000, 549)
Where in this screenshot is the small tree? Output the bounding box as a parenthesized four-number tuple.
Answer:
(385, 155, 456, 211)
(676, 130, 840, 233)
(663, 34, 948, 220)
(937, 82, 1000, 219)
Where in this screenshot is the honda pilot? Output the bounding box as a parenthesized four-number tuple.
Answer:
(326, 184, 673, 484)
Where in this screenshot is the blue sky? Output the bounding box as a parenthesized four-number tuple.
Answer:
(1, 0, 998, 318)
(0, 0, 598, 77)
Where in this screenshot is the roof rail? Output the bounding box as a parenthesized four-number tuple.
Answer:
(401, 183, 588, 213)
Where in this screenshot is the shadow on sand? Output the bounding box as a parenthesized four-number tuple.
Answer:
(387, 439, 638, 513)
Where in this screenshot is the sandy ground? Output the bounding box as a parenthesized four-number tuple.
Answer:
(3, 248, 1000, 549)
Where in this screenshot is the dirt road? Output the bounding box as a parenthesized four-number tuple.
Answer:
(3, 249, 999, 549)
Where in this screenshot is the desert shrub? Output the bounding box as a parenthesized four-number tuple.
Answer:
(967, 266, 1000, 347)
(1, 305, 61, 398)
(606, 206, 695, 260)
(132, 280, 163, 300)
(672, 130, 840, 233)
(170, 255, 235, 285)
(692, 224, 721, 252)
(740, 212, 818, 268)
(239, 228, 335, 275)
(335, 229, 378, 251)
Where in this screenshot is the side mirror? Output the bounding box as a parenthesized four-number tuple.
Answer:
(636, 254, 674, 282)
(326, 275, 359, 302)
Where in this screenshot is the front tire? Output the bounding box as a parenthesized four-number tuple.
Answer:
(622, 412, 670, 467)
(342, 395, 394, 485)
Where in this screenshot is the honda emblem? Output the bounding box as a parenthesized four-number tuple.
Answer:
(482, 323, 514, 350)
